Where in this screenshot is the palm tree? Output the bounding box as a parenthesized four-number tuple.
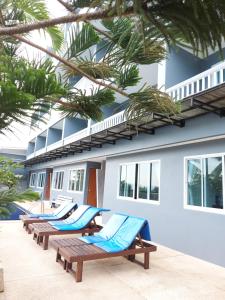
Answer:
(1, 0, 225, 128)
(1, 0, 225, 56)
(0, 156, 40, 217)
(0, 0, 180, 131)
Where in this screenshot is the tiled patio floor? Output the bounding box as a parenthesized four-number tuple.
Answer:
(1, 220, 225, 300)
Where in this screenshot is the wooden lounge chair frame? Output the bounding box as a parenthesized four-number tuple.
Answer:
(20, 215, 68, 233)
(20, 201, 77, 232)
(55, 234, 157, 282)
(28, 219, 102, 250)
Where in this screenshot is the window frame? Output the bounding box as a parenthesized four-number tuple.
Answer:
(184, 153, 225, 215)
(37, 172, 46, 189)
(117, 160, 160, 205)
(52, 170, 64, 191)
(29, 173, 37, 187)
(67, 168, 85, 193)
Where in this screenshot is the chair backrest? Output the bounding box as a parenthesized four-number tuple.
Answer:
(53, 207, 110, 230)
(54, 202, 78, 219)
(110, 216, 147, 249)
(63, 205, 91, 223)
(94, 216, 150, 252)
(52, 202, 69, 216)
(97, 213, 128, 240)
(79, 213, 128, 243)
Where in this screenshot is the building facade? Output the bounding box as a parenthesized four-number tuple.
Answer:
(25, 46, 225, 268)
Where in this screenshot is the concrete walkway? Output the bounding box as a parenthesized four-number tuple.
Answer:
(1, 221, 225, 300)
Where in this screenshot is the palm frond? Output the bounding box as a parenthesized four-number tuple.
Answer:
(101, 18, 166, 66)
(58, 88, 115, 121)
(66, 23, 100, 59)
(0, 56, 67, 133)
(62, 58, 115, 80)
(115, 64, 140, 89)
(126, 85, 180, 121)
(8, 0, 63, 50)
(0, 188, 40, 217)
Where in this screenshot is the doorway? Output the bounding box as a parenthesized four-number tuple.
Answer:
(44, 168, 53, 200)
(87, 168, 97, 207)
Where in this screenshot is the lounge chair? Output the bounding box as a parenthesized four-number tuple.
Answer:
(28, 206, 109, 250)
(20, 202, 77, 232)
(55, 215, 157, 282)
(51, 213, 128, 251)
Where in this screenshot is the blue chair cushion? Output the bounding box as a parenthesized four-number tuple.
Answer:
(79, 213, 128, 244)
(49, 205, 90, 225)
(94, 216, 150, 253)
(53, 207, 109, 231)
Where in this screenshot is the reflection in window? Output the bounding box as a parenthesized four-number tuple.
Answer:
(53, 171, 64, 190)
(138, 163, 148, 199)
(203, 157, 223, 209)
(37, 172, 46, 188)
(187, 159, 202, 206)
(187, 156, 223, 210)
(119, 161, 160, 202)
(29, 173, 37, 187)
(150, 162, 160, 201)
(68, 169, 84, 192)
(119, 164, 135, 198)
(138, 162, 160, 201)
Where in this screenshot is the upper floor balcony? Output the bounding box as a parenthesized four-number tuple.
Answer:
(26, 57, 225, 164)
(167, 60, 225, 101)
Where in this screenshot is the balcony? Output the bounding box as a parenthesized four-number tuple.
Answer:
(167, 60, 225, 101)
(91, 111, 126, 134)
(26, 60, 225, 165)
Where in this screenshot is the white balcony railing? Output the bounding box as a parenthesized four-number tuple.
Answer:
(91, 111, 126, 134)
(35, 148, 46, 157)
(27, 61, 225, 159)
(27, 111, 127, 159)
(63, 128, 89, 146)
(167, 60, 225, 101)
(26, 152, 35, 160)
(46, 140, 63, 152)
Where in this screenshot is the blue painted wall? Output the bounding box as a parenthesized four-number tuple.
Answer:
(28, 112, 225, 267)
(47, 128, 62, 146)
(165, 47, 225, 89)
(27, 142, 35, 155)
(200, 48, 225, 71)
(63, 117, 87, 138)
(103, 138, 225, 268)
(35, 136, 46, 150)
(165, 47, 202, 88)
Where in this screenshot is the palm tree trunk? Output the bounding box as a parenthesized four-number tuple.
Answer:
(0, 8, 134, 36)
(14, 35, 129, 98)
(57, 0, 113, 41)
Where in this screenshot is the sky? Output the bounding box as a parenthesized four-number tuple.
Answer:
(0, 1, 67, 150)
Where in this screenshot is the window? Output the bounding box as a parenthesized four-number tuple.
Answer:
(119, 164, 136, 198)
(52, 171, 64, 190)
(186, 155, 223, 211)
(68, 169, 84, 192)
(119, 161, 160, 202)
(29, 173, 37, 187)
(37, 172, 46, 188)
(138, 161, 160, 201)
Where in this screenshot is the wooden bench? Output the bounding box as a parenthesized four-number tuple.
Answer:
(55, 237, 157, 282)
(51, 195, 73, 208)
(29, 222, 102, 250)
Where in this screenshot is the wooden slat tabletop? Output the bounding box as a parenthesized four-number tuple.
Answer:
(61, 244, 105, 259)
(51, 238, 85, 249)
